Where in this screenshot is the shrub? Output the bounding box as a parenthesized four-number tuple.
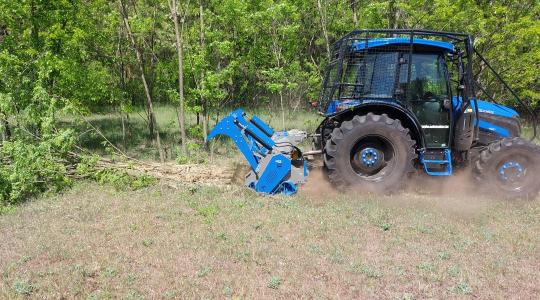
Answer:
(0, 130, 75, 207)
(174, 142, 207, 164)
(187, 124, 204, 140)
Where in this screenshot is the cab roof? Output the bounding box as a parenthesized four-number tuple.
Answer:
(351, 38, 455, 53)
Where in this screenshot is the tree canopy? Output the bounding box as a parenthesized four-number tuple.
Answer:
(0, 0, 539, 204)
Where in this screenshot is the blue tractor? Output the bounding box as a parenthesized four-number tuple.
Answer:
(209, 29, 540, 198)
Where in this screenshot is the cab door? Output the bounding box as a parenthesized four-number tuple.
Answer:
(399, 52, 452, 148)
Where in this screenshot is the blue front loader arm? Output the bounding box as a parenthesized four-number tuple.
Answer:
(207, 109, 276, 172)
(207, 109, 307, 195)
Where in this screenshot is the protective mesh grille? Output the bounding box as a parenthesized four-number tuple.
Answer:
(319, 30, 471, 114)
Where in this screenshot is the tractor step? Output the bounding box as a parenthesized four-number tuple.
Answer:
(420, 149, 453, 176)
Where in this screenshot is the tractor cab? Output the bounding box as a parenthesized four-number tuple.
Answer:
(316, 30, 492, 177)
(320, 37, 456, 150)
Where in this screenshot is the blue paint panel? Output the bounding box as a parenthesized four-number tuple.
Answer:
(351, 38, 454, 53)
(326, 100, 338, 114)
(475, 99, 518, 118)
(452, 96, 519, 119)
(478, 119, 510, 137)
(452, 96, 517, 139)
(255, 154, 291, 194)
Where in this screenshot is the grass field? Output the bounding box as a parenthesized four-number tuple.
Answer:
(2, 106, 539, 298)
(1, 180, 538, 299)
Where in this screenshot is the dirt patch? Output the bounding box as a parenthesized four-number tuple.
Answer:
(406, 169, 478, 196)
(298, 168, 340, 203)
(298, 166, 497, 217)
(300, 166, 479, 198)
(100, 160, 237, 186)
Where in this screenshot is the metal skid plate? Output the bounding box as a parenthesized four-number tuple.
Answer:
(208, 109, 308, 195)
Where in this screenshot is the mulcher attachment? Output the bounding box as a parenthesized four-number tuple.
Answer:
(207, 109, 308, 195)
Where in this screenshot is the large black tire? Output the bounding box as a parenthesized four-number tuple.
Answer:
(324, 113, 416, 193)
(474, 137, 540, 199)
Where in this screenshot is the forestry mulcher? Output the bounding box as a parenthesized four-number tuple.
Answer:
(208, 29, 540, 198)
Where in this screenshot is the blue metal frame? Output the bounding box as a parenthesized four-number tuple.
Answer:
(207, 109, 307, 195)
(420, 149, 453, 176)
(351, 38, 455, 53)
(208, 109, 275, 171)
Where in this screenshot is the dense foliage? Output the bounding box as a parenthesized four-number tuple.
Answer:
(0, 0, 539, 205)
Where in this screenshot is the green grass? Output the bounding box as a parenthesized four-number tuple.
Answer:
(24, 106, 539, 298)
(68, 105, 540, 164)
(0, 182, 538, 298)
(65, 105, 322, 161)
(521, 124, 540, 143)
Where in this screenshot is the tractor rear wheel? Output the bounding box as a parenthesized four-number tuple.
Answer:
(324, 113, 416, 193)
(473, 137, 540, 198)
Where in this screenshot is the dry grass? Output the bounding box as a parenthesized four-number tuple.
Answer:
(1, 181, 539, 299)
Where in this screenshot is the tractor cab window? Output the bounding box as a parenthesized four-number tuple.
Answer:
(400, 53, 449, 102)
(341, 52, 398, 99)
(320, 51, 400, 107)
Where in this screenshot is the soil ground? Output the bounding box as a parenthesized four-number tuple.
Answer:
(1, 167, 539, 299)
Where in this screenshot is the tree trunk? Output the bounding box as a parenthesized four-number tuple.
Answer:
(316, 0, 331, 59)
(119, 0, 165, 162)
(0, 118, 10, 142)
(279, 90, 285, 130)
(388, 0, 401, 29)
(199, 0, 209, 141)
(117, 27, 128, 151)
(350, 0, 359, 28)
(30, 0, 39, 48)
(121, 113, 127, 150)
(169, 0, 187, 154)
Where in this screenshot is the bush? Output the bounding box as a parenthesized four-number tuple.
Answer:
(0, 130, 75, 207)
(187, 124, 204, 140)
(174, 142, 208, 164)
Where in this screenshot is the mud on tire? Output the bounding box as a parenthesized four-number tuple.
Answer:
(323, 113, 416, 193)
(474, 137, 540, 199)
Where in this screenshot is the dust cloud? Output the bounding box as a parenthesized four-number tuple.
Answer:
(297, 166, 497, 216)
(227, 162, 519, 217)
(298, 168, 340, 203)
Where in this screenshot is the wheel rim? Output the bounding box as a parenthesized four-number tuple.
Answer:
(350, 135, 396, 180)
(359, 147, 381, 167)
(496, 157, 531, 192)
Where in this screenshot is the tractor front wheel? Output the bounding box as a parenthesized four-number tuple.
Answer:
(474, 137, 540, 199)
(324, 113, 416, 193)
